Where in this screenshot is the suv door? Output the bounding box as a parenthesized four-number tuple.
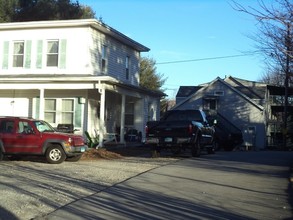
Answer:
(15, 119, 42, 154)
(0, 119, 16, 153)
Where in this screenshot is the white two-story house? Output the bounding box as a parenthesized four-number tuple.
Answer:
(0, 19, 163, 146)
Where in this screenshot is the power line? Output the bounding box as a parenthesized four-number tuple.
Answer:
(157, 52, 260, 65)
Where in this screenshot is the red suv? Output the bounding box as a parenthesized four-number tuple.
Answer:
(0, 117, 88, 164)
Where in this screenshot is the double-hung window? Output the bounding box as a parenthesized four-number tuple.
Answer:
(13, 41, 24, 67)
(47, 40, 59, 67)
(125, 102, 134, 126)
(45, 99, 57, 123)
(61, 99, 74, 124)
(44, 98, 74, 125)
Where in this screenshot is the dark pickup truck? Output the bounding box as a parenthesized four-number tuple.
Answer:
(145, 109, 216, 157)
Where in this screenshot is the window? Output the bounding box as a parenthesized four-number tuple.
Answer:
(0, 120, 14, 133)
(45, 99, 57, 123)
(44, 98, 74, 125)
(101, 45, 107, 73)
(203, 98, 217, 110)
(13, 41, 24, 67)
(125, 102, 134, 126)
(18, 121, 33, 134)
(61, 99, 74, 124)
(126, 56, 130, 80)
(47, 40, 59, 67)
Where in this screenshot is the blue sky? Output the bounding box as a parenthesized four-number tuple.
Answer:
(79, 0, 271, 98)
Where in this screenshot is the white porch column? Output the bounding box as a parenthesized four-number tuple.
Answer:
(120, 94, 126, 144)
(99, 88, 106, 147)
(39, 88, 45, 120)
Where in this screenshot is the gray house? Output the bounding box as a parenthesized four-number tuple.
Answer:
(175, 76, 293, 150)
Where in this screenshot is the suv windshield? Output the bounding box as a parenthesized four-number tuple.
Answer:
(34, 121, 55, 132)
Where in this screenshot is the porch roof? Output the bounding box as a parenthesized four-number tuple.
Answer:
(0, 74, 165, 97)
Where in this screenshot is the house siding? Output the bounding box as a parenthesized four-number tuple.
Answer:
(0, 20, 162, 145)
(90, 28, 140, 86)
(175, 80, 266, 149)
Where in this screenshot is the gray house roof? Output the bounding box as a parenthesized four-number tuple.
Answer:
(175, 76, 264, 111)
(176, 86, 202, 98)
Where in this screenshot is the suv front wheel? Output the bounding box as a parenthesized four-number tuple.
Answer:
(46, 145, 66, 164)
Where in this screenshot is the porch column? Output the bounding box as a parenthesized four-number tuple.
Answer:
(99, 88, 106, 147)
(39, 88, 45, 120)
(120, 94, 126, 144)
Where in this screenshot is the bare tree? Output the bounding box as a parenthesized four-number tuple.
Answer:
(232, 0, 292, 84)
(232, 0, 292, 148)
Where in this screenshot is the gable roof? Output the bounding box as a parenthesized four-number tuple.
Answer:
(224, 76, 266, 99)
(174, 76, 264, 111)
(176, 86, 202, 98)
(0, 19, 150, 52)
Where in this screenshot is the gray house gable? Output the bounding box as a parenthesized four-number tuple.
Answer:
(175, 76, 264, 111)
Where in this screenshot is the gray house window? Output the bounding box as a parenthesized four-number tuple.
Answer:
(13, 41, 24, 67)
(47, 40, 59, 67)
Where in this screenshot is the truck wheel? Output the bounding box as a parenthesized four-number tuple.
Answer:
(150, 145, 160, 158)
(66, 155, 82, 162)
(46, 145, 66, 164)
(191, 140, 200, 157)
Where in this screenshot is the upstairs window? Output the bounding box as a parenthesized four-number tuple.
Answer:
(126, 56, 130, 80)
(47, 40, 59, 67)
(101, 45, 107, 73)
(13, 41, 24, 67)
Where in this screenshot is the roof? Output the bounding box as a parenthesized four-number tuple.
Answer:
(0, 19, 150, 52)
(174, 76, 264, 111)
(0, 74, 165, 97)
(224, 76, 266, 99)
(176, 86, 203, 98)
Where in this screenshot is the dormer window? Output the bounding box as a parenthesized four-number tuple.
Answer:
(101, 45, 107, 73)
(13, 41, 24, 67)
(47, 40, 59, 67)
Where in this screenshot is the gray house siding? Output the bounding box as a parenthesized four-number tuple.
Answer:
(175, 79, 266, 149)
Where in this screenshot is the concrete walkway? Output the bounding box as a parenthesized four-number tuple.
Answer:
(41, 151, 293, 220)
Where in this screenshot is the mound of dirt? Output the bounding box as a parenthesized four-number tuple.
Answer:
(81, 148, 123, 160)
(81, 145, 150, 160)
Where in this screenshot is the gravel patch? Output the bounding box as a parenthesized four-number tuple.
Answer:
(0, 150, 179, 220)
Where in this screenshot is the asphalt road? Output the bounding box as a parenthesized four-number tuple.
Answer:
(41, 151, 293, 220)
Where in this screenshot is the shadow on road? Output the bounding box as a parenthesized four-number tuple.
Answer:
(47, 184, 254, 220)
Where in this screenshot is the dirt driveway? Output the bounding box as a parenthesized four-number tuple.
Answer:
(0, 146, 179, 220)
